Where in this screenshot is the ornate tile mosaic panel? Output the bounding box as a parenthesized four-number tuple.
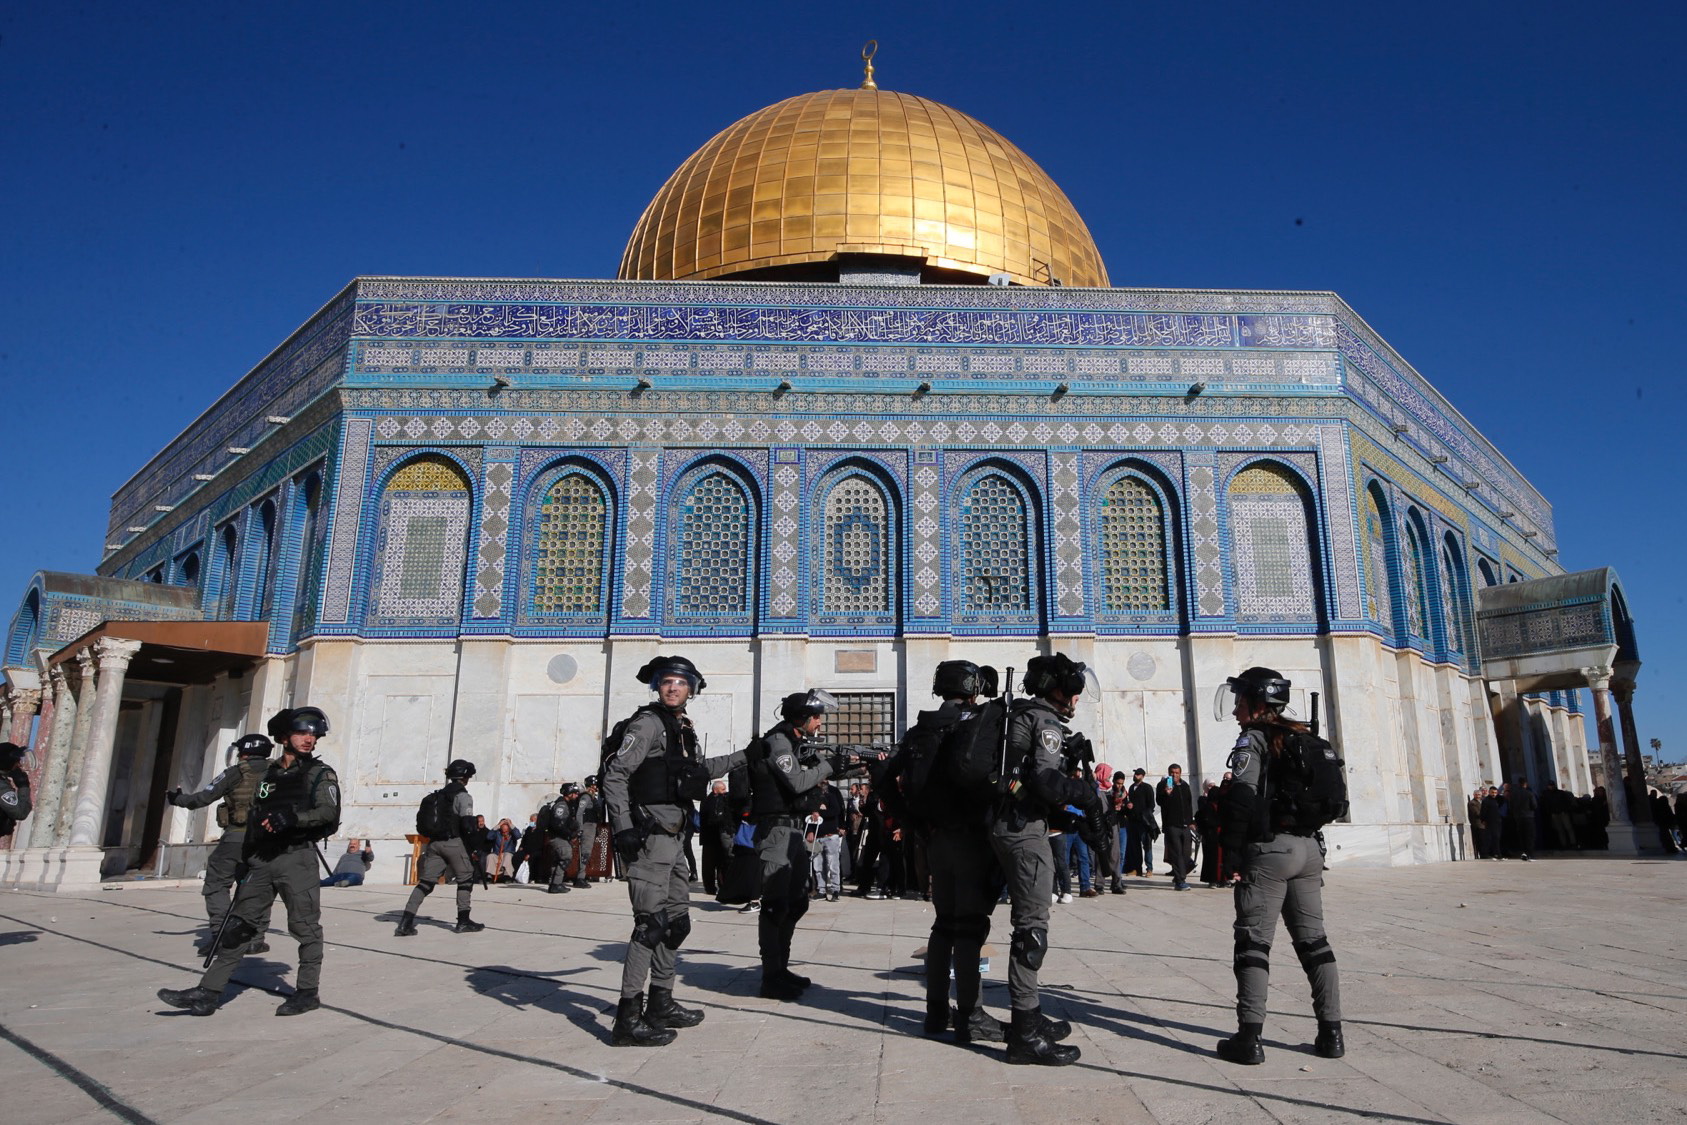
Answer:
(1404, 519, 1430, 638)
(370, 457, 471, 625)
(531, 472, 608, 616)
(1100, 476, 1168, 613)
(473, 458, 515, 618)
(670, 470, 754, 621)
(621, 451, 659, 619)
(1185, 454, 1224, 617)
(1363, 487, 1394, 629)
(1050, 452, 1084, 617)
(954, 469, 1036, 622)
(769, 461, 801, 619)
(814, 475, 893, 618)
(322, 419, 373, 625)
(1229, 465, 1316, 620)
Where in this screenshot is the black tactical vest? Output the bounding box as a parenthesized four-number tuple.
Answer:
(626, 705, 699, 807)
(253, 756, 335, 841)
(216, 758, 269, 829)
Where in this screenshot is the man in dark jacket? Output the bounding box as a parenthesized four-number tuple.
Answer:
(699, 779, 734, 896)
(1157, 763, 1195, 890)
(1124, 768, 1158, 876)
(0, 743, 32, 842)
(1506, 778, 1537, 861)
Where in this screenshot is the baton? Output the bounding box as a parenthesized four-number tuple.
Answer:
(312, 843, 335, 879)
(203, 864, 252, 970)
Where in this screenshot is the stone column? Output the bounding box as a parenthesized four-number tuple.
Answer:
(66, 638, 142, 849)
(1586, 667, 1645, 855)
(27, 666, 77, 848)
(6, 687, 41, 748)
(1610, 681, 1651, 823)
(53, 652, 100, 847)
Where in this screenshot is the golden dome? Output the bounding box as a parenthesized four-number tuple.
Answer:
(619, 86, 1108, 288)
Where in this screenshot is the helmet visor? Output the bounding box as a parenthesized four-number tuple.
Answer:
(806, 688, 839, 714)
(1214, 680, 1245, 723)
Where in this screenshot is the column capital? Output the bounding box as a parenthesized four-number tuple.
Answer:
(48, 664, 70, 692)
(1582, 665, 1613, 690)
(74, 649, 98, 677)
(1610, 680, 1635, 704)
(8, 687, 42, 714)
(92, 637, 143, 670)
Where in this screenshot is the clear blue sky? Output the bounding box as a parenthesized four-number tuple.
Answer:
(2, 3, 1680, 762)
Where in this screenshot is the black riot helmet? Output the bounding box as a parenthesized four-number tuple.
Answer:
(0, 742, 24, 771)
(1023, 652, 1087, 699)
(781, 688, 838, 724)
(560, 782, 582, 798)
(445, 759, 477, 781)
(1214, 666, 1292, 721)
(289, 707, 330, 738)
(232, 733, 273, 758)
(636, 655, 706, 693)
(931, 660, 1000, 700)
(584, 773, 600, 789)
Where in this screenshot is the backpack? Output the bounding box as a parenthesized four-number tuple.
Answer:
(890, 708, 970, 827)
(1273, 732, 1349, 832)
(547, 800, 576, 835)
(416, 785, 459, 840)
(942, 697, 1016, 800)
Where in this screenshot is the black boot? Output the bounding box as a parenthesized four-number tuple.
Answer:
(1005, 1007, 1080, 1066)
(759, 973, 805, 1001)
(777, 969, 812, 990)
(454, 912, 485, 933)
(246, 940, 270, 954)
(1314, 1020, 1345, 1058)
(394, 913, 418, 937)
(645, 987, 705, 1029)
(1038, 1012, 1072, 1042)
(546, 883, 571, 894)
(952, 1005, 1007, 1044)
(157, 986, 219, 1016)
(1217, 1022, 1265, 1065)
(275, 988, 320, 1016)
(572, 878, 591, 889)
(611, 992, 677, 1046)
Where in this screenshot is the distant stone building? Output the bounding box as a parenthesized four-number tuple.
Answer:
(3, 72, 1633, 887)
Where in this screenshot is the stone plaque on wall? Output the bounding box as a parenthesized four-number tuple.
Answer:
(835, 650, 877, 673)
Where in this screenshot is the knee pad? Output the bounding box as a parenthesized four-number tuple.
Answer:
(1233, 936, 1272, 975)
(632, 910, 669, 949)
(416, 879, 436, 897)
(666, 912, 692, 950)
(1293, 936, 1336, 972)
(220, 918, 259, 950)
(1010, 927, 1048, 970)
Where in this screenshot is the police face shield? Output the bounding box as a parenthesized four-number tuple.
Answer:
(977, 666, 1000, 699)
(804, 688, 839, 715)
(1214, 680, 1247, 722)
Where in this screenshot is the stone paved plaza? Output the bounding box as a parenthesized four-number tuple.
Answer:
(0, 857, 1682, 1124)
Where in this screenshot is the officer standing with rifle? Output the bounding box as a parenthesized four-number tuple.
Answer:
(989, 653, 1104, 1066)
(167, 732, 275, 955)
(601, 655, 747, 1046)
(395, 759, 486, 935)
(542, 782, 587, 894)
(905, 660, 1008, 1045)
(745, 689, 880, 1001)
(1214, 667, 1345, 1064)
(157, 706, 339, 1017)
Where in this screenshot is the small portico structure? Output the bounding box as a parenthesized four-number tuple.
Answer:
(1475, 567, 1648, 854)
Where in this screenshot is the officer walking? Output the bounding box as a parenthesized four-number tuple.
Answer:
(395, 759, 485, 935)
(746, 689, 871, 1001)
(910, 660, 1007, 1045)
(157, 707, 340, 1017)
(1215, 667, 1344, 1064)
(167, 732, 275, 954)
(542, 782, 588, 894)
(989, 653, 1104, 1066)
(601, 655, 746, 1046)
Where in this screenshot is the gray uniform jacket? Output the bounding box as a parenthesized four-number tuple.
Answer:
(1003, 698, 1090, 820)
(1224, 728, 1270, 842)
(757, 727, 833, 807)
(170, 760, 266, 817)
(602, 709, 745, 836)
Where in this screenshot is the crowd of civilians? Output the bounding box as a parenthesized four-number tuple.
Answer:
(320, 770, 1687, 893)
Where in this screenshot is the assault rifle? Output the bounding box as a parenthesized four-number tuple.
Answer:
(808, 743, 894, 780)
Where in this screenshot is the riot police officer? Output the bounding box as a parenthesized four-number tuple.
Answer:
(909, 660, 1007, 1045)
(989, 653, 1103, 1066)
(395, 759, 485, 935)
(601, 655, 746, 1046)
(168, 733, 275, 954)
(1215, 667, 1344, 1064)
(542, 782, 585, 893)
(157, 706, 340, 1017)
(746, 689, 868, 1001)
(0, 743, 31, 841)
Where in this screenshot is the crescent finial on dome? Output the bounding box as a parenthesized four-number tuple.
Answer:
(861, 40, 878, 90)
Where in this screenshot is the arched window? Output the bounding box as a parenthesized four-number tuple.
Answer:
(1402, 515, 1431, 639)
(531, 470, 611, 617)
(179, 552, 201, 589)
(251, 498, 278, 617)
(216, 525, 240, 619)
(1363, 485, 1396, 631)
(1477, 558, 1498, 588)
(813, 471, 895, 623)
(369, 455, 472, 625)
(1097, 473, 1170, 614)
(290, 474, 323, 641)
(6, 589, 40, 665)
(670, 467, 755, 620)
(1441, 534, 1475, 659)
(955, 467, 1038, 623)
(1227, 463, 1317, 620)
